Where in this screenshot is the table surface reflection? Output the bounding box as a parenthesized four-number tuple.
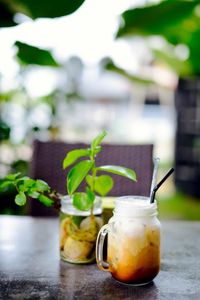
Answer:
(0, 216, 200, 300)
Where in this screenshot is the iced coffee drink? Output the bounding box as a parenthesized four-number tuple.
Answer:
(96, 196, 160, 285)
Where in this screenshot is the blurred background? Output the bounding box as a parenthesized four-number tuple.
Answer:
(0, 0, 200, 219)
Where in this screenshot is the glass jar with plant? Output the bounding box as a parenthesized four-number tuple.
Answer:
(1, 131, 137, 264)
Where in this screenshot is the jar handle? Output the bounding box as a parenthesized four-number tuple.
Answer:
(96, 224, 110, 271)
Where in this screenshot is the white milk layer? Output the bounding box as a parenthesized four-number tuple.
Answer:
(114, 196, 157, 217)
(109, 196, 159, 238)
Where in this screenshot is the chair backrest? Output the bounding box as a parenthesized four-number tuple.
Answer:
(29, 140, 153, 216)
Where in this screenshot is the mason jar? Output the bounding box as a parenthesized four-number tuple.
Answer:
(96, 196, 161, 285)
(60, 195, 103, 264)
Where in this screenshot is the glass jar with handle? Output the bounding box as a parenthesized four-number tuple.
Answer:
(96, 196, 161, 285)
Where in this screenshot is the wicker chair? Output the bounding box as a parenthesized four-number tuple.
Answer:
(29, 140, 153, 216)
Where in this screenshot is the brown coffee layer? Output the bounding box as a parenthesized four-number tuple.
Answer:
(111, 266, 159, 284)
(108, 239, 160, 284)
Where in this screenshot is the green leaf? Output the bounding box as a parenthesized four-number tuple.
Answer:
(187, 29, 200, 75)
(5, 173, 21, 181)
(27, 190, 40, 199)
(103, 58, 154, 85)
(16, 178, 50, 194)
(86, 175, 93, 188)
(15, 192, 26, 206)
(35, 180, 50, 192)
(94, 175, 113, 196)
(16, 176, 30, 181)
(0, 180, 14, 190)
(86, 174, 114, 196)
(0, 0, 85, 25)
(15, 41, 59, 67)
(153, 49, 192, 77)
(17, 178, 36, 192)
(72, 192, 93, 211)
(67, 160, 93, 195)
(63, 149, 90, 169)
(97, 165, 137, 181)
(116, 1, 198, 38)
(115, 0, 200, 77)
(93, 146, 102, 155)
(91, 130, 107, 151)
(38, 194, 54, 207)
(86, 187, 95, 202)
(17, 0, 85, 19)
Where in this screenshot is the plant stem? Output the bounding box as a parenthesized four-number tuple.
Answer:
(90, 151, 97, 217)
(14, 183, 20, 193)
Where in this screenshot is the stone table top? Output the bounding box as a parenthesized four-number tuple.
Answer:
(0, 216, 199, 300)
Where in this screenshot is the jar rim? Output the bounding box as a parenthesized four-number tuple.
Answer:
(61, 195, 102, 216)
(114, 195, 157, 217)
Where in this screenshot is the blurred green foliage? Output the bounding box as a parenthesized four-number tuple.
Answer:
(102, 58, 154, 85)
(0, 121, 11, 141)
(0, 2, 17, 27)
(0, 0, 85, 27)
(15, 41, 60, 67)
(0, 0, 85, 216)
(0, 160, 29, 215)
(158, 191, 200, 220)
(117, 0, 200, 77)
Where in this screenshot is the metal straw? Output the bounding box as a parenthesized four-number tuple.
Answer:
(150, 157, 160, 195)
(150, 167, 174, 204)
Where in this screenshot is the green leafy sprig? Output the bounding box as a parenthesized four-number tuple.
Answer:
(0, 173, 60, 208)
(63, 130, 137, 212)
(1, 131, 137, 213)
